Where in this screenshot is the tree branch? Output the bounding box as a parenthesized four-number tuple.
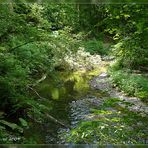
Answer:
(46, 114, 70, 129)
(27, 86, 70, 129)
(32, 73, 47, 87)
(27, 86, 46, 100)
(9, 41, 35, 51)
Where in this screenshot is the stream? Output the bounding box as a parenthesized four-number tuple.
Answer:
(25, 68, 148, 144)
(25, 69, 106, 143)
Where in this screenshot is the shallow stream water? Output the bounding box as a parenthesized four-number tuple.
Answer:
(25, 69, 107, 143)
(25, 69, 148, 144)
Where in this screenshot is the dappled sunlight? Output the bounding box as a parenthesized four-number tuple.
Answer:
(51, 88, 60, 100)
(61, 98, 147, 144)
(0, 2, 147, 144)
(62, 47, 102, 71)
(37, 69, 102, 101)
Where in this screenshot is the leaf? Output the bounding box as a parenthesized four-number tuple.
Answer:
(19, 118, 28, 127)
(124, 14, 130, 18)
(0, 125, 6, 130)
(0, 120, 23, 133)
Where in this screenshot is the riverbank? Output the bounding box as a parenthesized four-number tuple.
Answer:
(57, 59, 148, 144)
(90, 72, 148, 114)
(24, 57, 148, 144)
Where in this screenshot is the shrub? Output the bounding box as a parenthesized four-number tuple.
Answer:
(109, 69, 148, 101)
(82, 40, 110, 55)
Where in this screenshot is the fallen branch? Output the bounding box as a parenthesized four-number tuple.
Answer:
(139, 66, 148, 71)
(32, 73, 47, 87)
(46, 114, 70, 129)
(28, 86, 46, 100)
(27, 87, 70, 129)
(29, 113, 70, 129)
(27, 73, 70, 128)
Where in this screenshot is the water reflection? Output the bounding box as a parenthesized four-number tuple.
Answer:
(37, 70, 98, 101)
(27, 70, 101, 143)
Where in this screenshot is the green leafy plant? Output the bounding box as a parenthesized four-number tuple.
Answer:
(109, 69, 148, 101)
(82, 40, 110, 55)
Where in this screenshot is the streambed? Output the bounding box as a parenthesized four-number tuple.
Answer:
(25, 69, 148, 144)
(25, 69, 106, 143)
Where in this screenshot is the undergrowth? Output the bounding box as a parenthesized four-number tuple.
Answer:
(82, 40, 111, 56)
(108, 65, 148, 103)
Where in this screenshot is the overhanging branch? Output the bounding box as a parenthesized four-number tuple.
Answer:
(9, 40, 35, 51)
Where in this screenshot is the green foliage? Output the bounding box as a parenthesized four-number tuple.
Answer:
(49, 27, 83, 69)
(104, 4, 148, 69)
(19, 118, 28, 128)
(63, 98, 147, 144)
(109, 69, 148, 101)
(0, 1, 147, 144)
(45, 4, 79, 31)
(82, 40, 110, 55)
(0, 120, 23, 133)
(0, 3, 53, 143)
(0, 2, 84, 144)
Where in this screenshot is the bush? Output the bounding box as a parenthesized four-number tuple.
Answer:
(109, 69, 148, 101)
(82, 40, 109, 55)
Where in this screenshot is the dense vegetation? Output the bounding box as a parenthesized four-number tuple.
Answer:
(0, 1, 147, 144)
